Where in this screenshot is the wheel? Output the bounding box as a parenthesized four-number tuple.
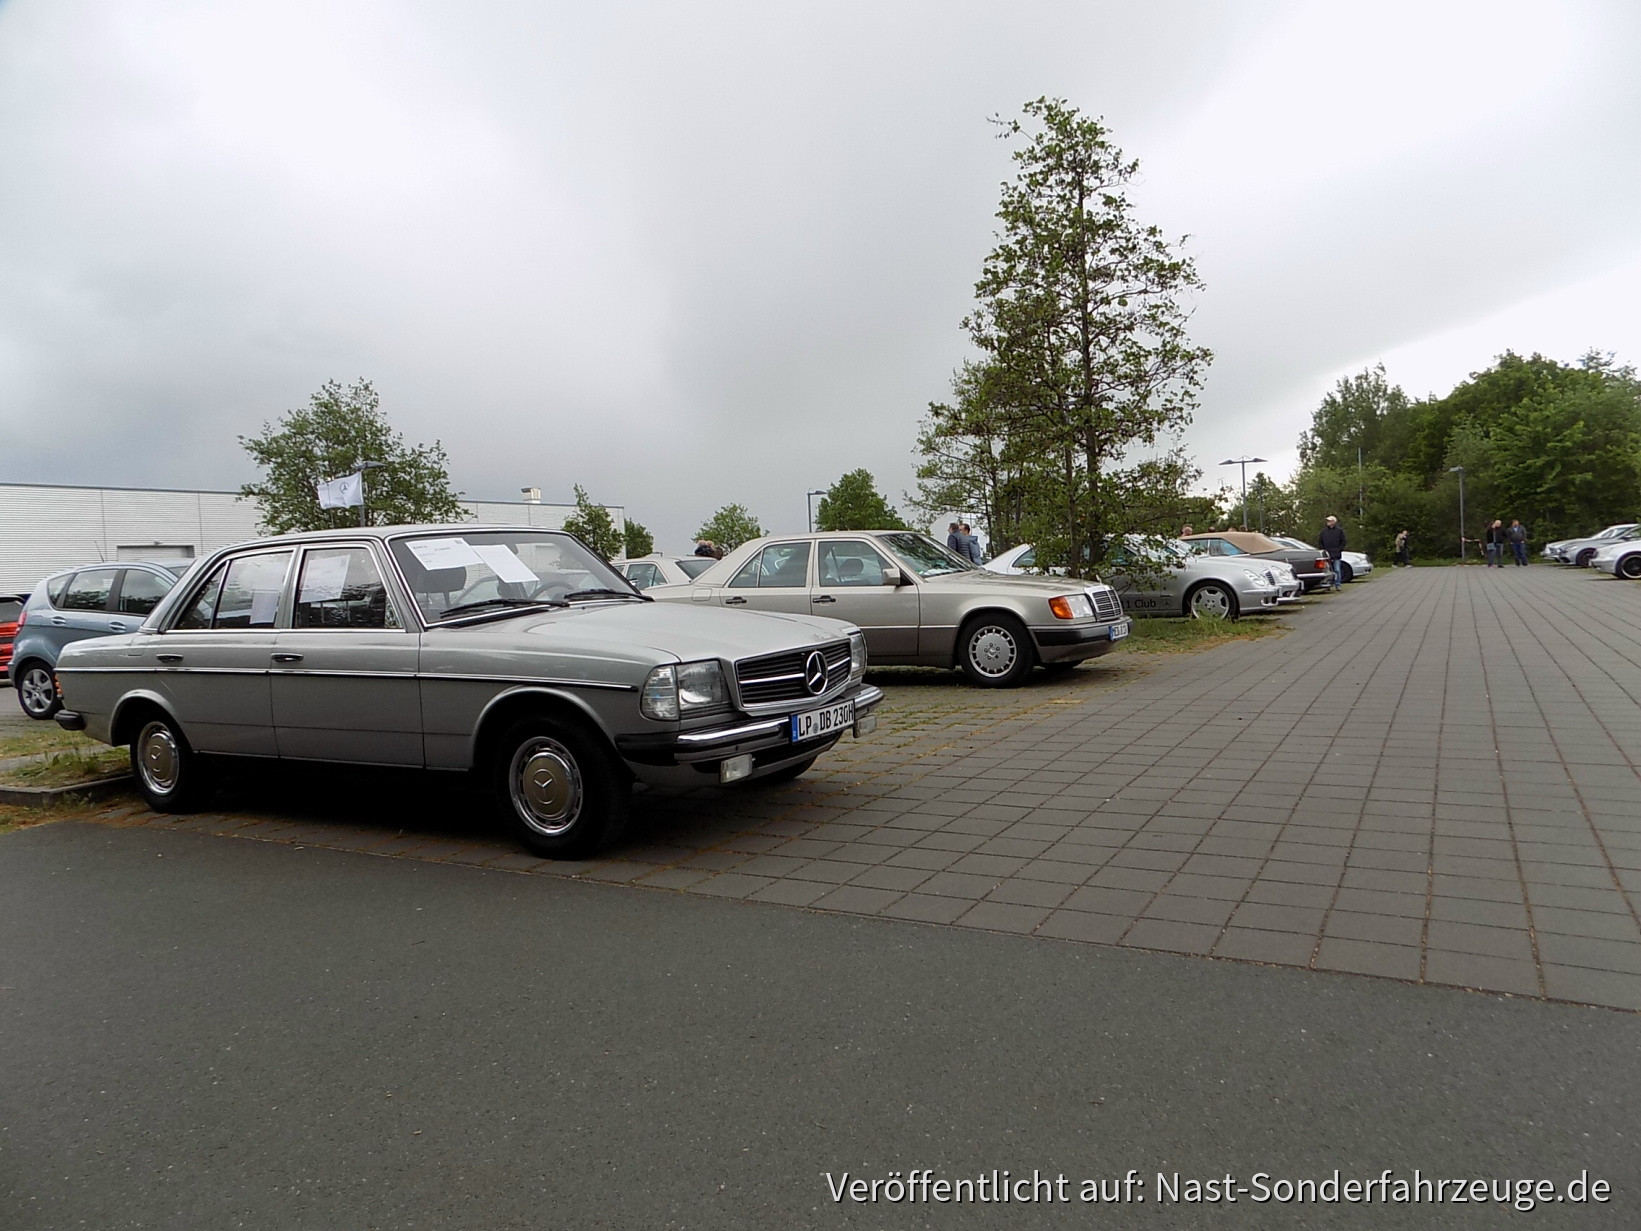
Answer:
(957, 613, 1035, 687)
(1340, 563, 1355, 583)
(1186, 582, 1238, 620)
(130, 714, 214, 812)
(15, 663, 61, 720)
(493, 716, 630, 858)
(1575, 549, 1595, 567)
(1619, 554, 1641, 580)
(752, 756, 816, 785)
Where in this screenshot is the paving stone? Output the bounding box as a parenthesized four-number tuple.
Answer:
(1230, 901, 1327, 935)
(1540, 966, 1641, 1011)
(1314, 938, 1422, 980)
(1423, 951, 1541, 997)
(1062, 885, 1153, 917)
(1214, 928, 1318, 967)
(1322, 910, 1425, 947)
(1121, 918, 1220, 955)
(879, 893, 972, 924)
(810, 884, 905, 915)
(954, 901, 1053, 934)
(1425, 920, 1535, 962)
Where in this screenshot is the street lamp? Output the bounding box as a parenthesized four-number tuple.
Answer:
(1219, 457, 1267, 531)
(1449, 465, 1466, 560)
(805, 489, 826, 534)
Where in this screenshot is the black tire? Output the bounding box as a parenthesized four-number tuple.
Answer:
(1575, 549, 1595, 567)
(1618, 554, 1641, 580)
(752, 756, 816, 785)
(957, 613, 1035, 688)
(14, 662, 61, 720)
(130, 713, 214, 812)
(492, 715, 630, 858)
(1340, 563, 1355, 583)
(1186, 582, 1239, 621)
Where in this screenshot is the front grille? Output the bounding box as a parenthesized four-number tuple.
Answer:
(736, 640, 851, 706)
(1088, 586, 1123, 623)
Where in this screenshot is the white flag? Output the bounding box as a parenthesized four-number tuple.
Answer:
(316, 472, 364, 509)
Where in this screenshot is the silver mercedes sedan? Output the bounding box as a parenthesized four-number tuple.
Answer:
(986, 538, 1282, 618)
(650, 530, 1130, 687)
(53, 526, 882, 858)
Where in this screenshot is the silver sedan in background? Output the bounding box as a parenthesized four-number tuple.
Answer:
(985, 538, 1282, 619)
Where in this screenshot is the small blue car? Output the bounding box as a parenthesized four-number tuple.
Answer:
(12, 560, 194, 719)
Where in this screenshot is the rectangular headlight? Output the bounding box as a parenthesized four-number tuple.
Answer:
(640, 665, 679, 720)
(1049, 593, 1094, 620)
(675, 660, 729, 711)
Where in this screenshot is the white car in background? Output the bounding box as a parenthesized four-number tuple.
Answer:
(617, 554, 718, 591)
(1270, 535, 1373, 582)
(1545, 524, 1640, 567)
(1588, 537, 1641, 579)
(986, 538, 1282, 619)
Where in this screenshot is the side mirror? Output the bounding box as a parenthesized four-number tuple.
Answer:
(882, 566, 906, 587)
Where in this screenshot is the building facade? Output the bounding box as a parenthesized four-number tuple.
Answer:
(0, 483, 624, 592)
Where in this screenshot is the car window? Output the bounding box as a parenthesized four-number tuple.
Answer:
(677, 558, 714, 579)
(1017, 548, 1036, 568)
(728, 543, 811, 589)
(46, 575, 72, 606)
(0, 598, 22, 623)
(876, 532, 970, 578)
(293, 547, 400, 629)
(389, 530, 632, 623)
(59, 568, 120, 612)
(818, 540, 890, 587)
(116, 569, 173, 615)
(187, 551, 292, 630)
(625, 562, 662, 590)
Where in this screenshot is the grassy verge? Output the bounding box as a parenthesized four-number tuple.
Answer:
(0, 746, 129, 788)
(0, 727, 102, 759)
(1117, 615, 1282, 654)
(0, 794, 107, 835)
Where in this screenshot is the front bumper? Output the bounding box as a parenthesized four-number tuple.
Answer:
(615, 683, 884, 770)
(1031, 618, 1131, 662)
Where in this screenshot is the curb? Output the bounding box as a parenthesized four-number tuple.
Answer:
(0, 775, 134, 807)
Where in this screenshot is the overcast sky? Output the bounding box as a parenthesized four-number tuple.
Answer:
(2, 0, 1638, 548)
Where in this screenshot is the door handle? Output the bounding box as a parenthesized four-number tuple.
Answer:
(724, 596, 747, 606)
(812, 594, 836, 604)
(108, 622, 129, 633)
(156, 653, 183, 664)
(51, 616, 68, 626)
(271, 653, 304, 664)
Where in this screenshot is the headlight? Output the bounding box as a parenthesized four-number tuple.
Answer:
(676, 660, 729, 711)
(848, 631, 867, 680)
(1241, 569, 1267, 584)
(640, 665, 679, 720)
(1048, 593, 1094, 620)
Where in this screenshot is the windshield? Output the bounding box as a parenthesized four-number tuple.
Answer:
(876, 532, 973, 578)
(389, 531, 635, 624)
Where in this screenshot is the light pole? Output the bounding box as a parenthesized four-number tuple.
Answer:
(805, 489, 826, 533)
(1448, 465, 1466, 560)
(357, 460, 386, 527)
(1219, 457, 1267, 531)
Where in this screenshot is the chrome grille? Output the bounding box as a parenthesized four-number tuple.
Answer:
(736, 641, 851, 706)
(1089, 586, 1122, 623)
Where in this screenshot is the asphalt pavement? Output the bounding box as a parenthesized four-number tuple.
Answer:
(1, 820, 1636, 1229)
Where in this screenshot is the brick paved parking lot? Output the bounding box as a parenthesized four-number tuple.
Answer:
(86, 565, 1641, 1010)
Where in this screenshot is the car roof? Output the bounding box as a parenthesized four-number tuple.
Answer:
(1182, 530, 1285, 552)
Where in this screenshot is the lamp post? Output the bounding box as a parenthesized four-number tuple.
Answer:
(805, 489, 826, 534)
(1448, 465, 1466, 560)
(357, 461, 386, 528)
(1219, 457, 1267, 531)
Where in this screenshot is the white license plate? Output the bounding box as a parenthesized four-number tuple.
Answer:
(791, 700, 854, 742)
(1109, 622, 1129, 640)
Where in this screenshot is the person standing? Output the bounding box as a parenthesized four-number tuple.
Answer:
(1508, 519, 1529, 566)
(1483, 519, 1506, 567)
(1394, 528, 1411, 568)
(957, 523, 984, 565)
(1318, 516, 1347, 590)
(946, 522, 962, 553)
(1180, 524, 1195, 537)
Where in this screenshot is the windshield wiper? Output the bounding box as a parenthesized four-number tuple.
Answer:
(562, 588, 649, 602)
(438, 598, 567, 619)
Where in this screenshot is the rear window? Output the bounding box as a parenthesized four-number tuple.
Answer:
(677, 558, 714, 579)
(0, 599, 21, 623)
(59, 568, 120, 612)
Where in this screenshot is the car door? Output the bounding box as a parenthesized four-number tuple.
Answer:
(147, 549, 293, 755)
(717, 542, 813, 616)
(51, 567, 124, 654)
(269, 543, 422, 765)
(811, 539, 919, 657)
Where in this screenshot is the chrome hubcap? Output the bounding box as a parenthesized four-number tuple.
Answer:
(509, 738, 583, 837)
(137, 722, 180, 793)
(19, 668, 55, 714)
(1191, 587, 1232, 619)
(969, 626, 1018, 677)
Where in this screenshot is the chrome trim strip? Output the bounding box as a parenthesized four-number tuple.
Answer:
(676, 718, 787, 745)
(56, 666, 636, 691)
(419, 672, 638, 692)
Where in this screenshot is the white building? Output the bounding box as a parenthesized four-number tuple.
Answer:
(0, 482, 624, 592)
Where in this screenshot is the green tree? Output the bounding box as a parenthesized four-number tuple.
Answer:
(942, 97, 1211, 576)
(622, 518, 654, 558)
(695, 504, 764, 552)
(815, 469, 910, 531)
(561, 485, 624, 561)
(239, 379, 465, 533)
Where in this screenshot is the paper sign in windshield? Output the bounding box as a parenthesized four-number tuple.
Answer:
(299, 553, 353, 604)
(406, 538, 484, 571)
(472, 544, 539, 584)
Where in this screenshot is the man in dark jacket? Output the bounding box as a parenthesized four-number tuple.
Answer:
(1318, 516, 1347, 590)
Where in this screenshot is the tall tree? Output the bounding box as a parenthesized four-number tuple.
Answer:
(239, 379, 465, 533)
(695, 504, 764, 551)
(622, 518, 655, 559)
(561, 485, 624, 561)
(815, 469, 910, 531)
(957, 97, 1211, 576)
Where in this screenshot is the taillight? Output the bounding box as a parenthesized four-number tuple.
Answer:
(1315, 559, 1328, 571)
(14, 610, 24, 627)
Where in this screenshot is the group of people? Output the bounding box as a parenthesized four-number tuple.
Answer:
(1476, 519, 1530, 567)
(692, 539, 724, 559)
(945, 522, 985, 565)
